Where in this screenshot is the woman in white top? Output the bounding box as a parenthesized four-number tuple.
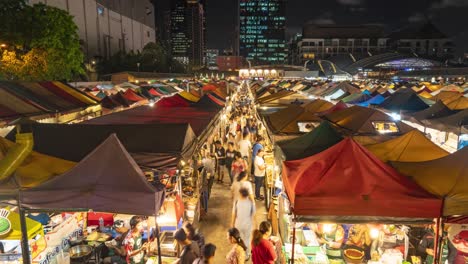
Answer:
(231, 187, 256, 259)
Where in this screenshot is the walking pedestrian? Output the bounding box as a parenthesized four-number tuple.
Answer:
(251, 221, 277, 264)
(225, 142, 237, 184)
(253, 149, 266, 201)
(214, 140, 227, 183)
(201, 148, 215, 198)
(231, 152, 247, 182)
(251, 136, 264, 174)
(231, 171, 254, 202)
(231, 188, 256, 261)
(238, 132, 251, 160)
(226, 228, 247, 264)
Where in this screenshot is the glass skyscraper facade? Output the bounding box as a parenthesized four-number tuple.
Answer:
(239, 0, 286, 65)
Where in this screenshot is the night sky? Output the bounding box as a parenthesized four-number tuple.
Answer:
(206, 0, 468, 56)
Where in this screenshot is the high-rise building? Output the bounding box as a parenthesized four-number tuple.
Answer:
(154, 0, 171, 43)
(238, 0, 287, 65)
(30, 0, 155, 61)
(170, 0, 206, 67)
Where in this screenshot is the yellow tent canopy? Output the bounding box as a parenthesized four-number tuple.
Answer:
(0, 137, 76, 188)
(390, 147, 468, 216)
(366, 130, 449, 162)
(418, 91, 433, 99)
(178, 91, 200, 102)
(446, 96, 468, 110)
(0, 209, 43, 240)
(431, 91, 462, 104)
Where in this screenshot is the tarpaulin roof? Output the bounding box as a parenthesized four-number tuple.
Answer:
(0, 137, 76, 189)
(0, 81, 98, 121)
(195, 94, 224, 109)
(358, 94, 385, 107)
(342, 92, 372, 104)
(277, 121, 343, 161)
(257, 90, 296, 104)
(366, 130, 449, 162)
(446, 96, 468, 110)
(380, 88, 429, 112)
(323, 105, 413, 135)
(405, 100, 457, 125)
(156, 94, 192, 107)
(316, 101, 348, 116)
(148, 88, 164, 97)
(303, 99, 334, 113)
(0, 210, 43, 240)
(265, 105, 304, 133)
(390, 146, 468, 216)
(282, 138, 442, 221)
(21, 134, 165, 216)
(100, 96, 122, 109)
(8, 123, 197, 169)
(84, 105, 218, 137)
(179, 91, 200, 102)
(123, 89, 146, 102)
(111, 92, 132, 107)
(431, 91, 462, 104)
(319, 82, 360, 97)
(426, 108, 468, 134)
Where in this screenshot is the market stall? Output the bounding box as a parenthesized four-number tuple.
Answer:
(278, 138, 443, 264)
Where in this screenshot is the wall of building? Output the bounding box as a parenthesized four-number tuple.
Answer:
(217, 56, 245, 71)
(30, 0, 155, 61)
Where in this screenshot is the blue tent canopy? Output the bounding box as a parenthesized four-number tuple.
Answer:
(358, 94, 385, 107)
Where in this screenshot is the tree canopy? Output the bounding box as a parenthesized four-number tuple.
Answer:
(0, 0, 84, 81)
(97, 41, 187, 75)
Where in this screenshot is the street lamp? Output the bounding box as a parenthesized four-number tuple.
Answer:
(246, 59, 252, 69)
(304, 60, 311, 71)
(0, 44, 7, 48)
(137, 62, 141, 72)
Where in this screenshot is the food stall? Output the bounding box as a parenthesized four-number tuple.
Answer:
(278, 138, 443, 264)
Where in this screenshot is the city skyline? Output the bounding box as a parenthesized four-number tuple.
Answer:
(206, 0, 468, 56)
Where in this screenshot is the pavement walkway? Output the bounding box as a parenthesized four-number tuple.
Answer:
(199, 181, 267, 263)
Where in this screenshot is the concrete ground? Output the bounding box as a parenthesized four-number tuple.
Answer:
(199, 181, 267, 263)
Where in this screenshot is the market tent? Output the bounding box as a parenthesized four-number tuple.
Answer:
(100, 96, 122, 109)
(179, 91, 200, 102)
(380, 88, 429, 112)
(282, 138, 442, 221)
(320, 82, 360, 97)
(358, 94, 385, 107)
(405, 100, 457, 126)
(83, 105, 218, 137)
(156, 94, 192, 107)
(446, 96, 468, 110)
(277, 121, 343, 161)
(264, 105, 304, 134)
(7, 123, 197, 169)
(366, 129, 449, 162)
(390, 146, 468, 216)
(0, 137, 76, 189)
(257, 90, 296, 104)
(195, 94, 224, 109)
(315, 101, 347, 116)
(341, 91, 372, 104)
(0, 209, 43, 240)
(148, 88, 164, 97)
(431, 91, 462, 104)
(425, 109, 468, 135)
(21, 134, 166, 216)
(122, 89, 146, 102)
(323, 105, 413, 135)
(110, 92, 132, 107)
(302, 99, 334, 113)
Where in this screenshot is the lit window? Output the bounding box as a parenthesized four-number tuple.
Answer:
(372, 121, 399, 134)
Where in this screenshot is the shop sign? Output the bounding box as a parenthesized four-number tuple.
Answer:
(448, 224, 468, 254)
(0, 209, 11, 236)
(33, 213, 85, 264)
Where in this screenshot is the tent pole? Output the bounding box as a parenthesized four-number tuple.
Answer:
(433, 217, 441, 264)
(18, 191, 31, 264)
(291, 217, 296, 264)
(154, 214, 162, 264)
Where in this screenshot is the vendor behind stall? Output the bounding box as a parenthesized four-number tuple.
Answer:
(123, 216, 148, 264)
(317, 224, 345, 262)
(103, 220, 129, 264)
(343, 225, 371, 263)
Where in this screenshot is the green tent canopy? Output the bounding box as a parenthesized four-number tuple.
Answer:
(276, 121, 343, 161)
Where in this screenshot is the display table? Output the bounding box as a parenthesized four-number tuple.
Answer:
(283, 245, 329, 264)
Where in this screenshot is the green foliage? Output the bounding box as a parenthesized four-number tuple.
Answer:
(97, 41, 187, 75)
(0, 2, 84, 81)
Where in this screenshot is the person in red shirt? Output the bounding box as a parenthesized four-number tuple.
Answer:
(251, 221, 277, 264)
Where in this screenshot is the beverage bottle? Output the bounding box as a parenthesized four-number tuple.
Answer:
(99, 217, 104, 231)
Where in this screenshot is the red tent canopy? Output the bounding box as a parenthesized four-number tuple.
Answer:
(156, 94, 191, 107)
(316, 101, 348, 116)
(148, 88, 163, 97)
(202, 84, 218, 91)
(123, 89, 146, 102)
(282, 138, 442, 222)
